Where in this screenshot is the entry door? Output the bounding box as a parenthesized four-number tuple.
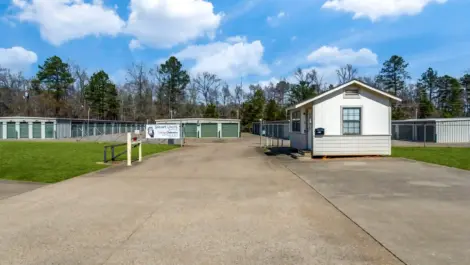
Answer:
(307, 109, 313, 150)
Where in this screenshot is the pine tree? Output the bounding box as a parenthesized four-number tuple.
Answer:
(418, 68, 439, 103)
(265, 99, 280, 121)
(157, 57, 190, 118)
(417, 84, 434, 118)
(36, 56, 75, 116)
(437, 75, 464, 117)
(203, 104, 219, 118)
(377, 55, 410, 95)
(376, 55, 411, 120)
(85, 70, 119, 119)
(460, 74, 470, 116)
(241, 88, 266, 127)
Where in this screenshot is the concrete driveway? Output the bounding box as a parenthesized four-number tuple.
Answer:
(0, 179, 45, 200)
(0, 136, 401, 265)
(283, 158, 470, 265)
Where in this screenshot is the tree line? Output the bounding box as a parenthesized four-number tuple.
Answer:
(0, 55, 469, 130)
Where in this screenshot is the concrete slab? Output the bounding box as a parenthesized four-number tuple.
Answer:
(0, 136, 401, 265)
(282, 157, 470, 265)
(0, 179, 45, 200)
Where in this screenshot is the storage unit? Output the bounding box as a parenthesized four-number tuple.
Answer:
(154, 118, 241, 139)
(7, 122, 16, 139)
(32, 122, 42, 139)
(222, 123, 239, 138)
(184, 123, 198, 138)
(19, 122, 29, 138)
(201, 123, 218, 138)
(45, 122, 54, 138)
(0, 116, 145, 140)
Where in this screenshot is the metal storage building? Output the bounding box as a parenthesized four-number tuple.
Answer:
(155, 118, 240, 138)
(0, 116, 145, 140)
(392, 118, 470, 143)
(252, 120, 290, 140)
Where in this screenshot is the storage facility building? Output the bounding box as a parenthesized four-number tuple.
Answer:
(392, 118, 470, 143)
(155, 118, 240, 138)
(0, 116, 145, 140)
(252, 120, 289, 140)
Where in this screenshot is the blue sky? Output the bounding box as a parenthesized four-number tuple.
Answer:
(1, 0, 469, 87)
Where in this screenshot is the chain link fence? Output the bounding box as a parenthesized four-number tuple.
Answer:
(392, 120, 470, 147)
(252, 121, 290, 148)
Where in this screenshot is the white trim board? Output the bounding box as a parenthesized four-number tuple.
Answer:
(286, 80, 402, 111)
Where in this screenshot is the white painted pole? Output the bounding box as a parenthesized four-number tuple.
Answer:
(138, 141, 142, 162)
(127, 133, 132, 166)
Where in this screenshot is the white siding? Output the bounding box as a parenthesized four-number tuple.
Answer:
(313, 84, 391, 135)
(290, 132, 307, 150)
(313, 136, 391, 156)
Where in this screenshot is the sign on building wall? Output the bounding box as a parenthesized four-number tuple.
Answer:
(146, 124, 180, 139)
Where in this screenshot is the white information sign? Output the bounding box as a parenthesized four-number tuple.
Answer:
(146, 124, 181, 139)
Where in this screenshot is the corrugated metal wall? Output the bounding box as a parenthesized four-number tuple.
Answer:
(436, 120, 470, 143)
(393, 119, 470, 143)
(57, 120, 71, 138)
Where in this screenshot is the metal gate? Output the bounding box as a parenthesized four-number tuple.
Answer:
(184, 123, 198, 138)
(222, 123, 238, 138)
(201, 123, 218, 138)
(33, 122, 42, 138)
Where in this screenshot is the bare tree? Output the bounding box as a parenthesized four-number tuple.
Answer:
(274, 79, 290, 106)
(193, 72, 221, 105)
(126, 63, 153, 121)
(295, 68, 324, 93)
(234, 85, 243, 104)
(221, 83, 232, 106)
(336, 64, 358, 84)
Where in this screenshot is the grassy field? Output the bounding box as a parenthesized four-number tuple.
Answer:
(0, 141, 178, 183)
(392, 147, 470, 170)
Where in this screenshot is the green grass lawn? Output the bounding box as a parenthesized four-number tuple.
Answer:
(0, 141, 178, 183)
(392, 147, 470, 170)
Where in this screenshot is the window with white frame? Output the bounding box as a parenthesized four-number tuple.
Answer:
(342, 108, 361, 135)
(292, 111, 301, 132)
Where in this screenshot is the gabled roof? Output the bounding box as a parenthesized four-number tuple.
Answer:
(286, 79, 402, 111)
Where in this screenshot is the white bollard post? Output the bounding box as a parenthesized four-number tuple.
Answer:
(138, 141, 142, 162)
(127, 133, 131, 166)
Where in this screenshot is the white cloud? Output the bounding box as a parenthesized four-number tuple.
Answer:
(267, 11, 286, 26)
(0, 46, 37, 71)
(307, 46, 378, 66)
(129, 39, 142, 50)
(226, 35, 247, 43)
(12, 0, 124, 46)
(175, 40, 270, 80)
(125, 0, 223, 49)
(322, 0, 447, 21)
